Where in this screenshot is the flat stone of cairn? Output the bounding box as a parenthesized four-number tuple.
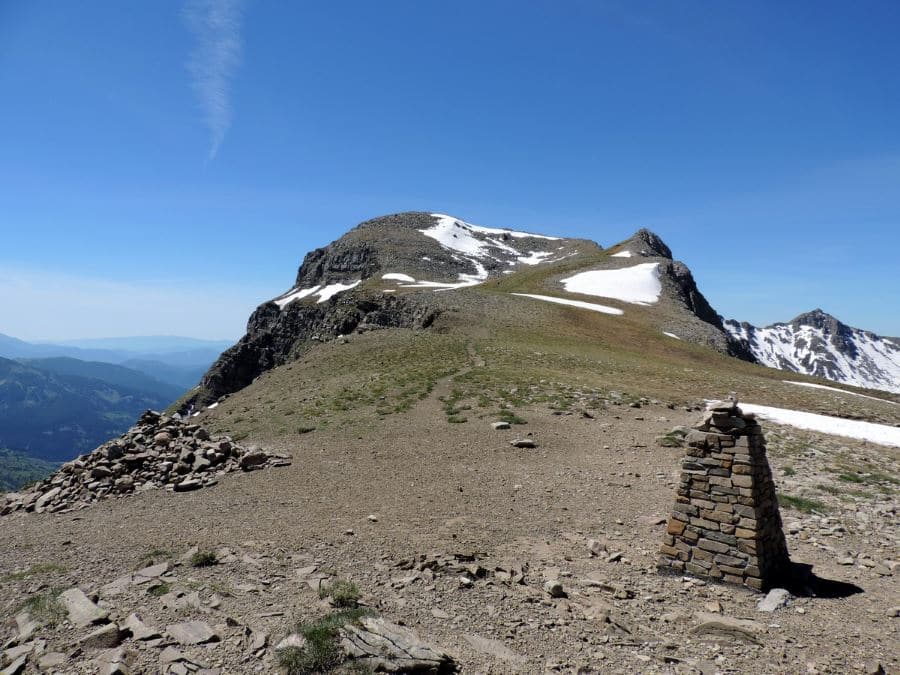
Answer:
(659, 397, 790, 590)
(1, 410, 290, 516)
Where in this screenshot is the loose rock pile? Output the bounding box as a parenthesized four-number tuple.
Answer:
(1, 410, 289, 516)
(658, 397, 791, 590)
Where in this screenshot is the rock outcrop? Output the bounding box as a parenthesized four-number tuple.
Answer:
(1, 411, 288, 516)
(190, 292, 439, 408)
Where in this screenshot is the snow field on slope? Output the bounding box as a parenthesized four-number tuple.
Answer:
(737, 402, 900, 448)
(561, 263, 662, 305)
(511, 293, 624, 315)
(781, 380, 899, 405)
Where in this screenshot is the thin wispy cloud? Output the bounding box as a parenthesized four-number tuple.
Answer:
(184, 0, 243, 160)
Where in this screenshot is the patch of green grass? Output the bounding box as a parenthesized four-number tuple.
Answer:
(297, 425, 316, 434)
(278, 608, 373, 674)
(148, 582, 171, 597)
(779, 494, 829, 513)
(496, 409, 527, 425)
(1, 563, 66, 583)
(318, 579, 361, 608)
(447, 414, 468, 423)
(190, 551, 218, 567)
(782, 466, 796, 477)
(17, 589, 65, 625)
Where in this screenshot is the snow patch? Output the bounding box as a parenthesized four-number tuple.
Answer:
(206, 402, 219, 409)
(316, 281, 361, 303)
(611, 250, 633, 258)
(561, 263, 662, 305)
(517, 251, 554, 265)
(273, 280, 360, 308)
(511, 293, 624, 316)
(735, 402, 900, 448)
(663, 332, 681, 340)
(781, 380, 898, 405)
(273, 285, 322, 309)
(382, 273, 416, 282)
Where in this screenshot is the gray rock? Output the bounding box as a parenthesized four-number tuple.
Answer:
(0, 655, 27, 675)
(691, 612, 765, 644)
(166, 621, 220, 645)
(491, 421, 511, 430)
(37, 653, 67, 669)
(78, 623, 124, 649)
(133, 562, 169, 580)
(543, 580, 566, 598)
(509, 438, 536, 449)
(340, 616, 455, 673)
(60, 588, 109, 627)
(173, 479, 202, 492)
(122, 613, 161, 641)
(275, 633, 306, 651)
(239, 451, 268, 470)
(757, 588, 792, 612)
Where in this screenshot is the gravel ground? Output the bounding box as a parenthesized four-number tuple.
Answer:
(1, 370, 897, 674)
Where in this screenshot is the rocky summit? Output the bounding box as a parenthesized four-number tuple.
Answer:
(2, 211, 898, 674)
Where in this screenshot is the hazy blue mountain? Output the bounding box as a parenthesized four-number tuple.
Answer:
(0, 333, 227, 389)
(48, 335, 233, 353)
(0, 356, 182, 463)
(19, 357, 182, 402)
(0, 448, 58, 492)
(121, 358, 207, 390)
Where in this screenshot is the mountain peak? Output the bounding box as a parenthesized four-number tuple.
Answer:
(613, 228, 672, 259)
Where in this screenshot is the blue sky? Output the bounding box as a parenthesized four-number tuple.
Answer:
(1, 0, 899, 340)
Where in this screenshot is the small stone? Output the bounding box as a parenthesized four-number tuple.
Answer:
(60, 588, 109, 627)
(543, 580, 566, 598)
(492, 421, 511, 430)
(510, 438, 536, 449)
(757, 588, 791, 613)
(122, 613, 161, 641)
(79, 623, 124, 649)
(0, 655, 27, 675)
(37, 653, 68, 669)
(587, 539, 607, 557)
(367, 514, 378, 522)
(166, 621, 220, 645)
(275, 634, 306, 651)
(173, 479, 202, 492)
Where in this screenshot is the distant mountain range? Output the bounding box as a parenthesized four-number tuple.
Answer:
(0, 335, 229, 487)
(0, 333, 228, 389)
(0, 356, 185, 464)
(725, 310, 900, 394)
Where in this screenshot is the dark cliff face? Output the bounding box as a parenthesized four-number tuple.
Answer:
(188, 292, 439, 409)
(660, 261, 721, 328)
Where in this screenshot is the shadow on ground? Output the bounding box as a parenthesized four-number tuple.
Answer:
(785, 562, 864, 599)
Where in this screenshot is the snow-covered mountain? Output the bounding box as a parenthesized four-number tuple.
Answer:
(725, 309, 900, 394)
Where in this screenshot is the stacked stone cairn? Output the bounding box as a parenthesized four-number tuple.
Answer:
(658, 397, 791, 590)
(1, 410, 290, 516)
